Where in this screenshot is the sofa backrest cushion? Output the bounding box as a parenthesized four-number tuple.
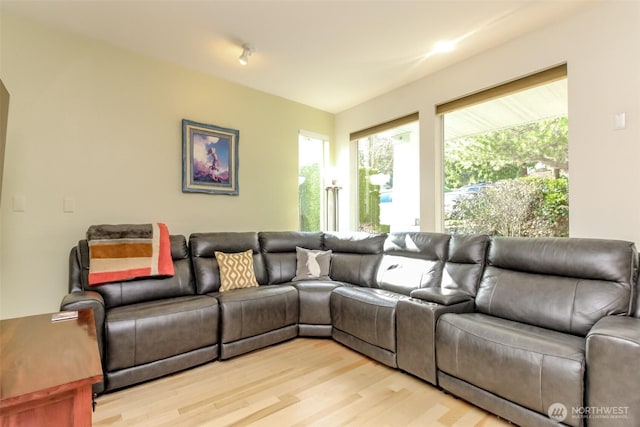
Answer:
(75, 235, 195, 308)
(259, 231, 324, 284)
(442, 234, 490, 296)
(476, 237, 637, 336)
(375, 232, 489, 296)
(190, 232, 268, 294)
(324, 232, 386, 287)
(377, 232, 450, 295)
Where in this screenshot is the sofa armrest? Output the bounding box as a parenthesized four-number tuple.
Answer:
(410, 288, 473, 306)
(586, 315, 640, 426)
(396, 297, 474, 385)
(60, 291, 106, 394)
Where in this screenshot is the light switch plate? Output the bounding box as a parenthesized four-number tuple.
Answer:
(613, 112, 626, 130)
(12, 195, 26, 212)
(63, 197, 75, 213)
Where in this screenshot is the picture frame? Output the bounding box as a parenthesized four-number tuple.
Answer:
(182, 119, 239, 195)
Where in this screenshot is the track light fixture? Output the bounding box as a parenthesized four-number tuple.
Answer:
(239, 44, 254, 65)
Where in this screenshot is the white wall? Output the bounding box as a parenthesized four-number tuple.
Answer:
(336, 1, 640, 244)
(0, 13, 333, 319)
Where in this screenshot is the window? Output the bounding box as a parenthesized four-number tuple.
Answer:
(440, 65, 568, 237)
(352, 114, 419, 233)
(298, 131, 329, 231)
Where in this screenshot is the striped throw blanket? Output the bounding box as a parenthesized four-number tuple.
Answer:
(87, 223, 174, 286)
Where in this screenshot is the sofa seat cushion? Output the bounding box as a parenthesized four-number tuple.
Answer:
(331, 286, 408, 352)
(436, 313, 585, 421)
(215, 285, 298, 344)
(105, 295, 219, 371)
(294, 281, 342, 326)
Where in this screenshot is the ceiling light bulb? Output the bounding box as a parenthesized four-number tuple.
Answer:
(432, 40, 457, 54)
(239, 51, 249, 65)
(239, 44, 253, 65)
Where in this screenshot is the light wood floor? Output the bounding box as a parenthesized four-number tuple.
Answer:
(93, 338, 512, 427)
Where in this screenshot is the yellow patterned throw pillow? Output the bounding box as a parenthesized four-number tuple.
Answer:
(215, 249, 259, 292)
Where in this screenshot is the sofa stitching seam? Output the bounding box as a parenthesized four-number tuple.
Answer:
(569, 279, 579, 333)
(109, 300, 216, 320)
(133, 318, 138, 366)
(240, 301, 244, 341)
(485, 272, 498, 316)
(539, 353, 545, 413)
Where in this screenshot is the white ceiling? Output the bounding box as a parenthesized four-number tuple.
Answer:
(1, 0, 591, 113)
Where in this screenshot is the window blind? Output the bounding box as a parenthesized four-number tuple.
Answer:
(436, 64, 567, 115)
(349, 112, 419, 141)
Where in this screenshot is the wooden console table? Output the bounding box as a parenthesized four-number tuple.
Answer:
(0, 309, 103, 426)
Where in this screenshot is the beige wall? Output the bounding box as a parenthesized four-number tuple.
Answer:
(0, 13, 334, 319)
(335, 2, 640, 244)
(0, 79, 9, 310)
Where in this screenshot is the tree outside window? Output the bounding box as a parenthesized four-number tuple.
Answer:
(444, 79, 568, 237)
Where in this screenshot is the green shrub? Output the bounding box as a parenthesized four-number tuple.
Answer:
(446, 176, 568, 237)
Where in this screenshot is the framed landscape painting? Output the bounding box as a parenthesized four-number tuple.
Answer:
(182, 119, 239, 195)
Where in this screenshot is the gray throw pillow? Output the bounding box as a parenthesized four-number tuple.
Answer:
(293, 246, 332, 281)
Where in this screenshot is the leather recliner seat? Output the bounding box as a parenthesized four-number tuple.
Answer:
(434, 237, 637, 427)
(62, 235, 219, 394)
(259, 231, 340, 337)
(189, 232, 299, 360)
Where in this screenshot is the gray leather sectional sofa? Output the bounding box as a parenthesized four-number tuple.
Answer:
(60, 231, 640, 427)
